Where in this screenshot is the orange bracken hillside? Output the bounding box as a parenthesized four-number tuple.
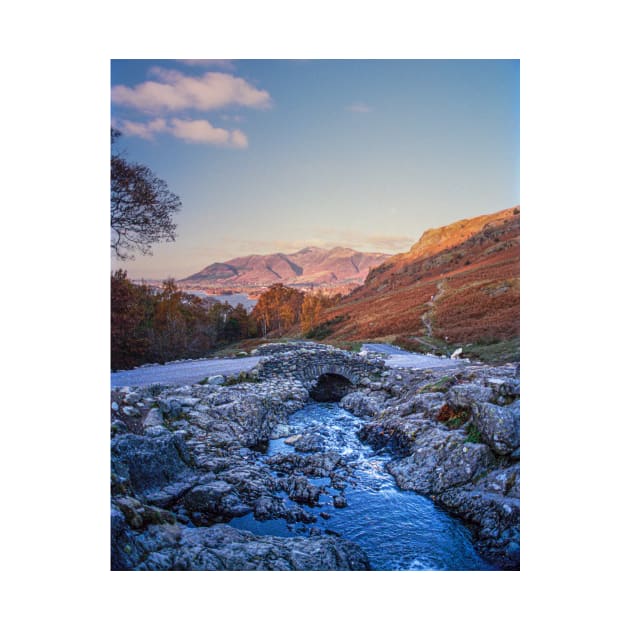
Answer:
(320, 206, 520, 344)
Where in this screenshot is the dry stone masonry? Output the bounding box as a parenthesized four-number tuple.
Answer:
(252, 342, 385, 390)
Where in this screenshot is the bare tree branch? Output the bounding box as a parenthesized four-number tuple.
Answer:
(111, 129, 181, 260)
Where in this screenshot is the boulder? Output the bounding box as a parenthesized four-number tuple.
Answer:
(206, 375, 225, 386)
(471, 402, 520, 455)
(340, 391, 383, 418)
(438, 464, 520, 570)
(281, 475, 321, 505)
(183, 481, 250, 521)
(333, 495, 347, 508)
(142, 407, 164, 429)
(386, 426, 495, 495)
(126, 523, 370, 571)
(447, 384, 493, 409)
(292, 433, 326, 452)
(111, 432, 198, 505)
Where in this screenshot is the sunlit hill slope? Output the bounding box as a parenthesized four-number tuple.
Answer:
(318, 206, 520, 345)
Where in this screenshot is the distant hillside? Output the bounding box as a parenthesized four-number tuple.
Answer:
(180, 246, 390, 290)
(317, 206, 520, 344)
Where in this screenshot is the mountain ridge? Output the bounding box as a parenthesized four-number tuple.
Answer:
(318, 206, 520, 344)
(180, 246, 391, 289)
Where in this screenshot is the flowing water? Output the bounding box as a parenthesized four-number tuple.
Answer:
(230, 402, 494, 570)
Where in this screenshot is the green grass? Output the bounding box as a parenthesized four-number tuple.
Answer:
(393, 335, 455, 356)
(445, 412, 469, 429)
(418, 375, 455, 394)
(221, 372, 261, 386)
(460, 338, 520, 365)
(465, 424, 483, 443)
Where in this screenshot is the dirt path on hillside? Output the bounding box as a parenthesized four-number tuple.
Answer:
(422, 279, 447, 337)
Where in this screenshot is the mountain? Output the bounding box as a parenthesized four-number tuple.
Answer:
(317, 206, 520, 344)
(180, 246, 391, 289)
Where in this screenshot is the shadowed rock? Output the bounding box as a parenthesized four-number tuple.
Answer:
(310, 373, 354, 402)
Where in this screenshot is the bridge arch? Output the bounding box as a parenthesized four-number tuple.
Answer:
(253, 344, 384, 401)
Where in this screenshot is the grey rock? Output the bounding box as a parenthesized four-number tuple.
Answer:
(281, 475, 321, 506)
(144, 426, 169, 437)
(208, 375, 226, 386)
(292, 433, 326, 452)
(183, 481, 250, 521)
(111, 420, 127, 435)
(471, 402, 520, 455)
(340, 391, 383, 418)
(283, 433, 302, 445)
(399, 392, 446, 418)
(270, 424, 291, 439)
(486, 377, 520, 400)
(447, 384, 493, 409)
(143, 407, 164, 429)
(111, 432, 197, 504)
(333, 495, 347, 508)
(159, 398, 183, 419)
(387, 430, 495, 495)
(267, 452, 343, 478)
(438, 466, 520, 570)
(124, 392, 141, 405)
(125, 523, 370, 571)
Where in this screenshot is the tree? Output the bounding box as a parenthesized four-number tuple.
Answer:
(111, 269, 151, 369)
(252, 284, 304, 336)
(300, 291, 324, 333)
(111, 128, 181, 260)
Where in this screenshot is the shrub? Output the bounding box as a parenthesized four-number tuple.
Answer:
(465, 424, 482, 443)
(437, 404, 470, 429)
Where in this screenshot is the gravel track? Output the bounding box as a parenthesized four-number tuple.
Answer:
(111, 344, 463, 389)
(111, 357, 261, 388)
(361, 343, 463, 369)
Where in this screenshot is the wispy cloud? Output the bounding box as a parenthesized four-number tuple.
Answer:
(226, 230, 414, 255)
(178, 59, 236, 71)
(112, 68, 272, 113)
(345, 102, 373, 113)
(116, 117, 247, 148)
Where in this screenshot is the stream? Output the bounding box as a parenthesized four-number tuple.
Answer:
(230, 402, 494, 570)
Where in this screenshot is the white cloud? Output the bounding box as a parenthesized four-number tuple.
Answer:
(112, 68, 272, 113)
(116, 118, 167, 141)
(230, 129, 248, 148)
(117, 117, 248, 148)
(169, 118, 230, 144)
(345, 102, 373, 113)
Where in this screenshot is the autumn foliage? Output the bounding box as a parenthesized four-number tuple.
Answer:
(251, 284, 304, 336)
(311, 206, 520, 345)
(111, 270, 255, 369)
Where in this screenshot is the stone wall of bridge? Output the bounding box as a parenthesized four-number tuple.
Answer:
(251, 344, 384, 387)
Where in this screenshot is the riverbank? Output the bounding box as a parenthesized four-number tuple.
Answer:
(111, 343, 519, 570)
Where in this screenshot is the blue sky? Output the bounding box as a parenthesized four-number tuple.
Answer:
(111, 59, 519, 280)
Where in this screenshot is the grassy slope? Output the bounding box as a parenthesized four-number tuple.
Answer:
(314, 207, 520, 361)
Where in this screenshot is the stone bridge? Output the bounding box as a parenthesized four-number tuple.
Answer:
(251, 343, 385, 401)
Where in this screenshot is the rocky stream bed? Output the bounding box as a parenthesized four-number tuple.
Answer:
(111, 345, 520, 570)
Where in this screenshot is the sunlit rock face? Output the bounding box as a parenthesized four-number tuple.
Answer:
(309, 373, 354, 402)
